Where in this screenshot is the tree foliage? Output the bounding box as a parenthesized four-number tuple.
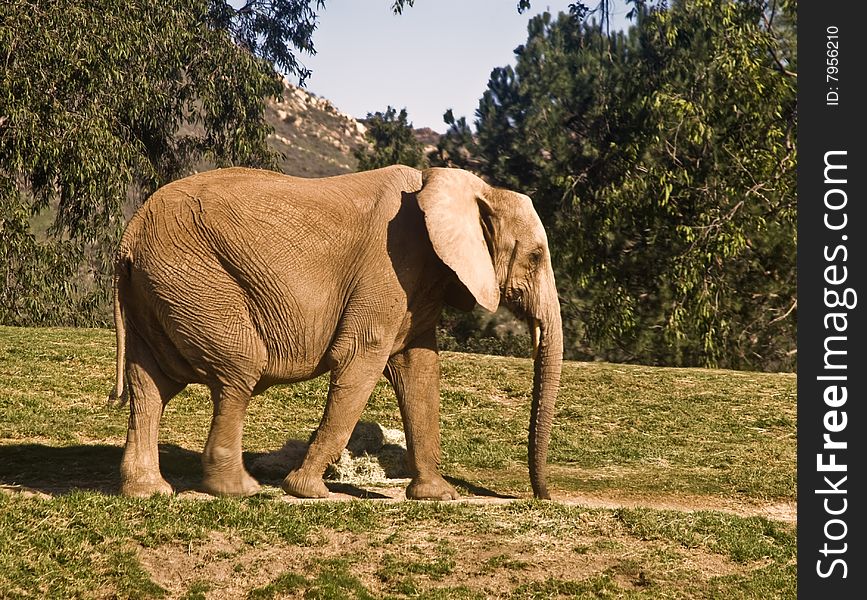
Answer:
(354, 106, 427, 171)
(0, 0, 323, 325)
(432, 0, 797, 371)
(209, 0, 324, 84)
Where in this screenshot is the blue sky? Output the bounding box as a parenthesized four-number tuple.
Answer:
(293, 1, 632, 132)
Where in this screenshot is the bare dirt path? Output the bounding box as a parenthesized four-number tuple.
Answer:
(1, 479, 796, 523)
(172, 484, 797, 523)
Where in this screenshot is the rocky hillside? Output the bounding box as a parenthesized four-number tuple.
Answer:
(266, 79, 441, 177)
(266, 80, 369, 177)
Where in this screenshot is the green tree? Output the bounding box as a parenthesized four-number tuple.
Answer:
(354, 106, 427, 171)
(0, 0, 325, 325)
(437, 0, 797, 371)
(432, 109, 485, 173)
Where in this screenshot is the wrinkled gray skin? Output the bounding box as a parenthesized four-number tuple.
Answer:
(113, 165, 563, 500)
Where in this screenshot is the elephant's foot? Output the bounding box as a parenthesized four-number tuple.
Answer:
(406, 475, 459, 501)
(120, 475, 174, 498)
(282, 469, 329, 498)
(201, 470, 261, 497)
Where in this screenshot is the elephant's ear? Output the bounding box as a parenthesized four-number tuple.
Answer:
(417, 168, 500, 312)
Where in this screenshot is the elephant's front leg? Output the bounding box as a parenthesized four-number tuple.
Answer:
(385, 330, 458, 501)
(282, 357, 387, 498)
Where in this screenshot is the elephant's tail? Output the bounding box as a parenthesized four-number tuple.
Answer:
(108, 253, 130, 407)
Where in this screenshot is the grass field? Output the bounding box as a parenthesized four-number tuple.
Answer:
(0, 326, 796, 598)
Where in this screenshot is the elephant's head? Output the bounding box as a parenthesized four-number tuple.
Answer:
(417, 168, 564, 499)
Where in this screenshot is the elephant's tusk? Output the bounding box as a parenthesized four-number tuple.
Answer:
(531, 319, 541, 360)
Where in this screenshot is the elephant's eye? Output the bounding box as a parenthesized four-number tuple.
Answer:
(529, 248, 544, 266)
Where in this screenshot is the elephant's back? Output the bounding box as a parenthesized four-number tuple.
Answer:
(152, 164, 421, 220)
(126, 165, 425, 291)
(130, 166, 419, 250)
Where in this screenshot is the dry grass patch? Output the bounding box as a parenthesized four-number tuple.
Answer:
(132, 506, 786, 599)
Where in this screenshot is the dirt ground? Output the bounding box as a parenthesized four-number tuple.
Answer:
(2, 478, 795, 599)
(130, 486, 794, 599)
(1, 479, 796, 524)
(137, 524, 757, 599)
(162, 484, 796, 523)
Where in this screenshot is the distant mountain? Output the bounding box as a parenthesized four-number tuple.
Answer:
(266, 80, 369, 177)
(412, 127, 442, 151)
(412, 127, 442, 158)
(266, 81, 442, 177)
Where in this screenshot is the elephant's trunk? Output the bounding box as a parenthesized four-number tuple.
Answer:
(527, 295, 563, 500)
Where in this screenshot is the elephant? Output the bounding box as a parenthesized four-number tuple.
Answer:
(111, 165, 563, 500)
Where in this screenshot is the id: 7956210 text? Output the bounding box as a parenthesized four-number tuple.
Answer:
(826, 26, 839, 106)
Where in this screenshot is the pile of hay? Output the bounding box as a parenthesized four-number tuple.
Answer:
(249, 421, 411, 486)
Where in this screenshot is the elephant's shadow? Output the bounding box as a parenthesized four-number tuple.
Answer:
(0, 443, 202, 496)
(0, 442, 375, 497)
(0, 442, 514, 499)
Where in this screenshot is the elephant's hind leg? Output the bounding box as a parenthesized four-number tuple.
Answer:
(120, 330, 185, 497)
(201, 384, 261, 497)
